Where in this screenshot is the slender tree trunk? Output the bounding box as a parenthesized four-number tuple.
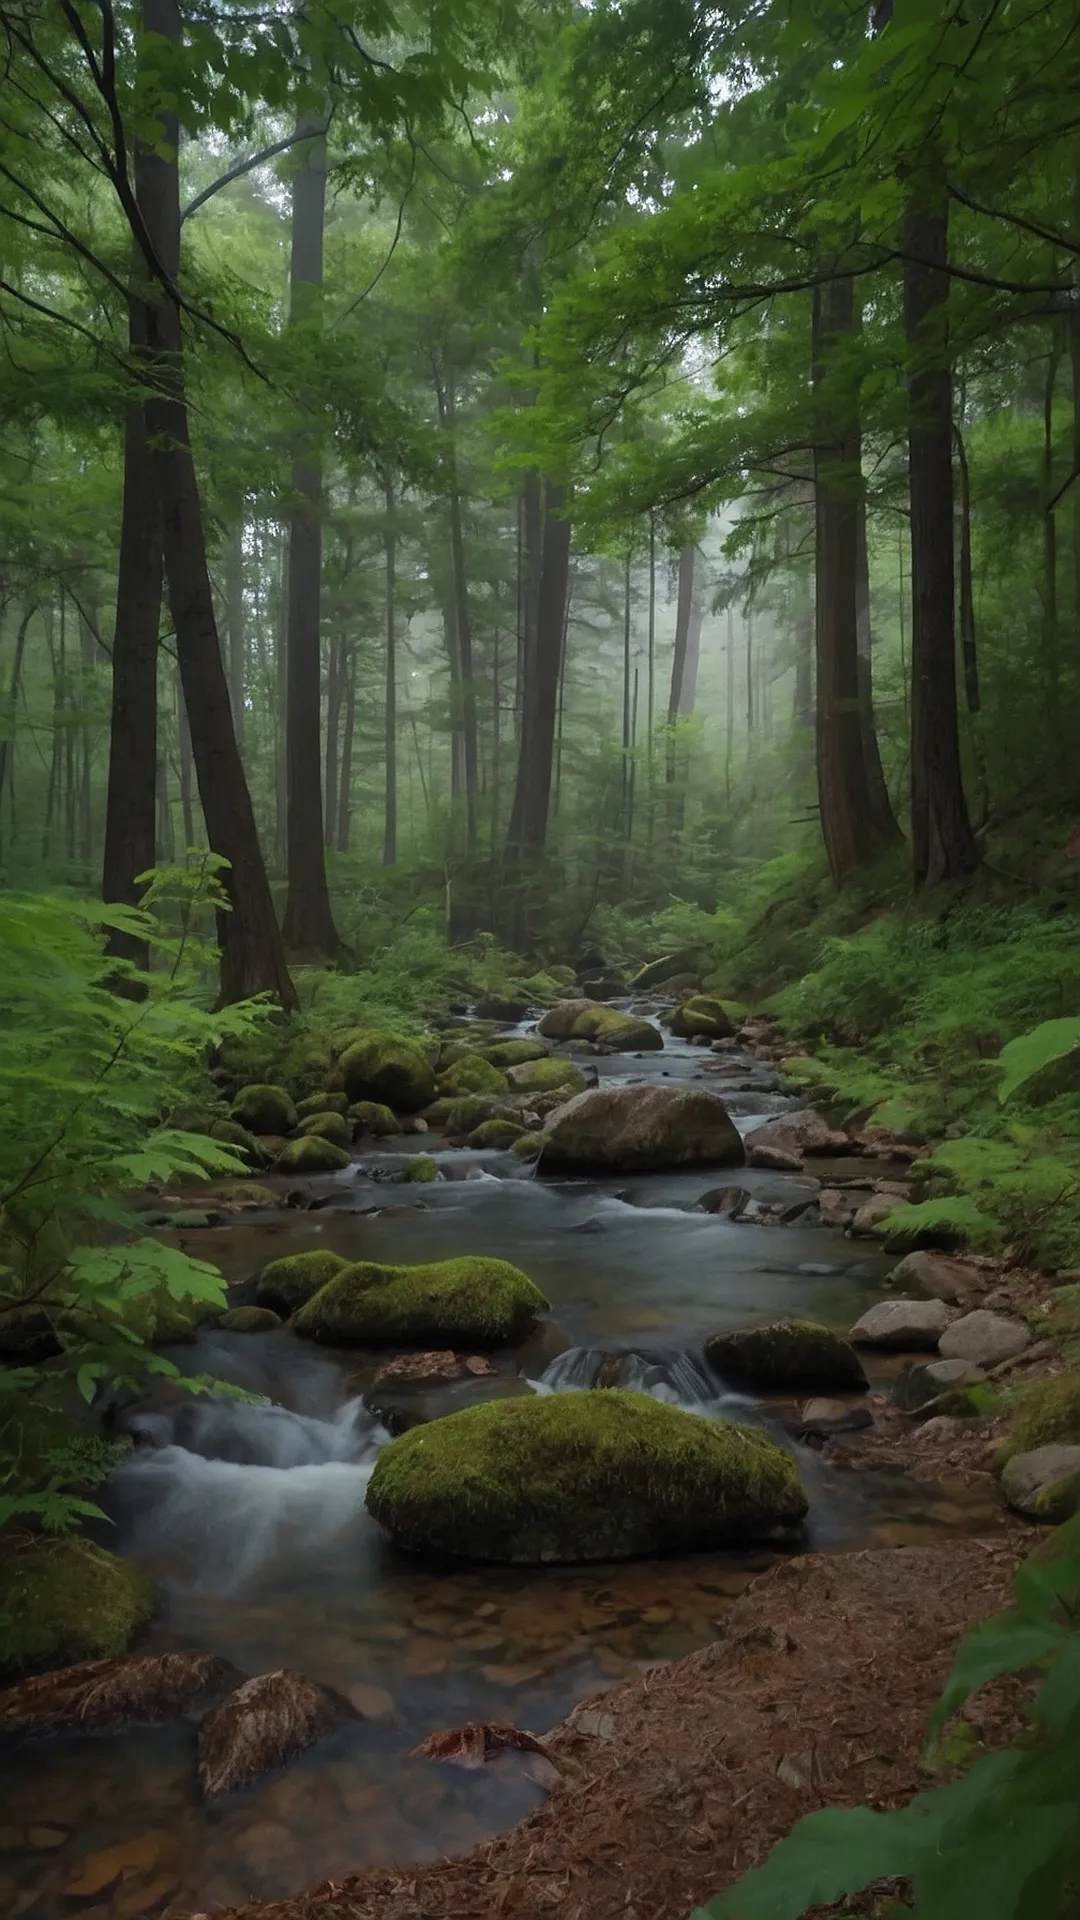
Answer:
(621, 548, 632, 826)
(953, 423, 980, 715)
(226, 517, 245, 747)
(855, 496, 901, 841)
(1070, 291, 1080, 635)
(646, 514, 656, 847)
(903, 182, 979, 887)
(0, 605, 33, 855)
(337, 646, 356, 853)
(177, 685, 195, 852)
(437, 365, 478, 854)
(382, 474, 397, 865)
(281, 107, 340, 957)
(274, 532, 287, 870)
(666, 544, 694, 777)
(504, 480, 572, 941)
(156, 744, 174, 864)
(490, 625, 501, 858)
(725, 606, 735, 803)
(139, 0, 296, 1005)
(324, 632, 343, 840)
(1043, 341, 1061, 760)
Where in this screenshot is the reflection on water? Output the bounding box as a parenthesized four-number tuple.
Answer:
(0, 1026, 1005, 1918)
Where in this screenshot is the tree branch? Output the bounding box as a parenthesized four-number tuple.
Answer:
(181, 128, 326, 223)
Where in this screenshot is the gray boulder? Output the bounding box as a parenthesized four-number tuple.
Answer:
(848, 1298, 950, 1350)
(1001, 1446, 1080, 1522)
(539, 1084, 744, 1175)
(886, 1250, 974, 1305)
(938, 1310, 1031, 1370)
(747, 1110, 852, 1159)
(891, 1358, 985, 1413)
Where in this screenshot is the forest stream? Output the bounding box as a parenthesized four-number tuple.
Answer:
(0, 1008, 1004, 1919)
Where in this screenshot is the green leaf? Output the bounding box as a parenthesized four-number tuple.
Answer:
(998, 1020, 1080, 1103)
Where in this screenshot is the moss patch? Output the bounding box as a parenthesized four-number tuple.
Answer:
(0, 1537, 155, 1679)
(296, 1091, 349, 1119)
(443, 1095, 507, 1136)
(573, 1005, 664, 1051)
(997, 1372, 1080, 1463)
(256, 1249, 351, 1315)
(705, 1320, 869, 1391)
(219, 1306, 282, 1333)
(484, 1040, 550, 1068)
(668, 995, 735, 1041)
(403, 1155, 441, 1183)
(467, 1119, 527, 1149)
(349, 1101, 402, 1138)
(340, 1035, 436, 1113)
(508, 1057, 588, 1095)
(230, 1084, 297, 1135)
(438, 1054, 510, 1097)
(275, 1135, 351, 1174)
(511, 1132, 547, 1161)
(206, 1120, 270, 1167)
(293, 1257, 548, 1348)
(296, 1111, 351, 1147)
(365, 1391, 807, 1563)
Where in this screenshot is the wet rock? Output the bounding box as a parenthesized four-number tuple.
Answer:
(848, 1298, 950, 1350)
(369, 1352, 496, 1390)
(539, 1084, 744, 1174)
(474, 995, 530, 1022)
(403, 1154, 441, 1183)
(275, 1134, 351, 1174)
(296, 1091, 349, 1119)
(197, 1669, 353, 1797)
(579, 973, 627, 1001)
(747, 1110, 852, 1158)
(891, 1358, 985, 1413)
(746, 1142, 805, 1174)
(348, 1682, 394, 1719)
(886, 1250, 974, 1305)
(536, 1001, 663, 1051)
(218, 1306, 282, 1333)
(402, 1115, 429, 1134)
(507, 1057, 588, 1096)
(818, 1189, 858, 1229)
(0, 1537, 155, 1679)
(0, 1649, 234, 1739)
(292, 1256, 549, 1347)
(705, 1320, 868, 1391)
(1001, 1446, 1080, 1522)
(939, 1310, 1031, 1370)
(795, 1398, 873, 1436)
(295, 1110, 351, 1148)
(230, 1084, 297, 1135)
(438, 1054, 510, 1097)
(368, 1392, 806, 1562)
(695, 1185, 751, 1217)
(467, 1119, 528, 1149)
(667, 996, 735, 1041)
(349, 1101, 403, 1138)
(776, 1195, 819, 1225)
(255, 1249, 350, 1315)
(850, 1192, 902, 1237)
(339, 1034, 437, 1113)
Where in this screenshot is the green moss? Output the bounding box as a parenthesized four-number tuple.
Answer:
(403, 1154, 440, 1183)
(275, 1035, 337, 1100)
(507, 1057, 587, 1095)
(208, 1183, 277, 1207)
(705, 1320, 869, 1391)
(365, 1391, 807, 1564)
(275, 1134, 351, 1174)
(349, 1101, 402, 1137)
(467, 1119, 527, 1149)
(997, 1372, 1080, 1463)
(0, 1537, 155, 1678)
(296, 1111, 351, 1147)
(293, 1256, 548, 1347)
(230, 1083, 298, 1135)
(511, 1131, 548, 1160)
(574, 1005, 663, 1050)
(256, 1249, 351, 1314)
(474, 994, 530, 1022)
(484, 1040, 550, 1068)
(668, 995, 735, 1041)
(296, 1092, 349, 1119)
(339, 1034, 436, 1113)
(443, 1094, 506, 1136)
(438, 1054, 510, 1096)
(207, 1120, 270, 1167)
(218, 1306, 282, 1333)
(1030, 1469, 1080, 1524)
(1027, 1508, 1080, 1567)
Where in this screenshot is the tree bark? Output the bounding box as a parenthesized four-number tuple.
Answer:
(505, 479, 572, 940)
(1043, 341, 1061, 760)
(280, 107, 340, 957)
(139, 0, 296, 1006)
(903, 184, 979, 887)
(226, 517, 245, 746)
(382, 473, 397, 865)
(337, 644, 357, 852)
(855, 495, 902, 842)
(434, 360, 478, 854)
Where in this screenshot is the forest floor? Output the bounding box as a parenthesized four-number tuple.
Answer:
(215, 1534, 1027, 1920)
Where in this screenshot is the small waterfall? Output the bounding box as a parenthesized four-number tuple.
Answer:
(124, 1393, 376, 1468)
(533, 1345, 721, 1409)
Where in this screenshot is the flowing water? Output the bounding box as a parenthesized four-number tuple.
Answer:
(0, 1015, 1003, 1918)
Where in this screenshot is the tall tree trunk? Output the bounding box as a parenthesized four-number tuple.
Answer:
(281, 107, 340, 957)
(177, 678, 195, 853)
(1043, 340, 1061, 760)
(434, 363, 478, 855)
(226, 517, 245, 746)
(666, 544, 695, 773)
(646, 514, 656, 847)
(0, 605, 33, 858)
(813, 278, 898, 882)
(505, 480, 572, 940)
(382, 474, 397, 865)
(855, 496, 902, 842)
(102, 283, 161, 972)
(337, 645, 356, 852)
(324, 632, 343, 841)
(139, 0, 296, 1006)
(725, 605, 735, 803)
(903, 183, 979, 887)
(621, 548, 632, 827)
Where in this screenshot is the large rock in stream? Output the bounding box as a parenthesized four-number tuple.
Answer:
(292, 1257, 549, 1347)
(539, 1084, 745, 1174)
(705, 1320, 868, 1392)
(365, 1392, 806, 1562)
(536, 1001, 663, 1050)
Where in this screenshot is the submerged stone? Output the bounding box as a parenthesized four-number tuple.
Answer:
(197, 1669, 353, 1797)
(705, 1319, 868, 1391)
(403, 1154, 441, 1183)
(292, 1257, 549, 1347)
(365, 1391, 806, 1563)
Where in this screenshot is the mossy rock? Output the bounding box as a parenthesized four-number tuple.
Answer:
(206, 1120, 271, 1168)
(507, 1057, 587, 1096)
(628, 952, 701, 991)
(339, 1035, 436, 1114)
(275, 1135, 351, 1174)
(667, 996, 736, 1042)
(219, 1306, 282, 1333)
(293, 1257, 548, 1348)
(468, 1119, 527, 1149)
(256, 1249, 350, 1315)
(0, 1537, 155, 1679)
(403, 1155, 441, 1184)
(537, 1001, 663, 1051)
(296, 1111, 351, 1148)
(511, 1132, 548, 1161)
(296, 1092, 349, 1119)
(275, 1035, 338, 1100)
(1027, 1508, 1080, 1568)
(474, 994, 530, 1022)
(443, 1094, 508, 1137)
(349, 1102, 403, 1138)
(365, 1391, 807, 1564)
(997, 1372, 1080, 1464)
(230, 1083, 298, 1135)
(208, 1182, 277, 1207)
(705, 1320, 869, 1392)
(484, 1040, 550, 1068)
(438, 1054, 510, 1097)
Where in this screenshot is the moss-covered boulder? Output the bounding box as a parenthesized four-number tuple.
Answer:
(512, 1132, 547, 1161)
(536, 1000, 663, 1052)
(540, 1084, 744, 1175)
(256, 1249, 350, 1315)
(997, 1372, 1080, 1464)
(474, 994, 530, 1023)
(403, 1155, 440, 1183)
(339, 1035, 436, 1114)
(627, 952, 700, 991)
(292, 1257, 548, 1347)
(349, 1101, 402, 1138)
(0, 1538, 155, 1679)
(506, 1056, 587, 1096)
(275, 1034, 338, 1100)
(296, 1111, 351, 1148)
(705, 1320, 869, 1391)
(230, 1084, 298, 1135)
(219, 1306, 282, 1333)
(275, 1134, 351, 1174)
(206, 1120, 271, 1168)
(365, 1392, 807, 1563)
(667, 995, 735, 1042)
(484, 1040, 550, 1068)
(443, 1094, 508, 1137)
(296, 1091, 349, 1119)
(1000, 1445, 1080, 1522)
(468, 1118, 527, 1149)
(438, 1054, 509, 1097)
